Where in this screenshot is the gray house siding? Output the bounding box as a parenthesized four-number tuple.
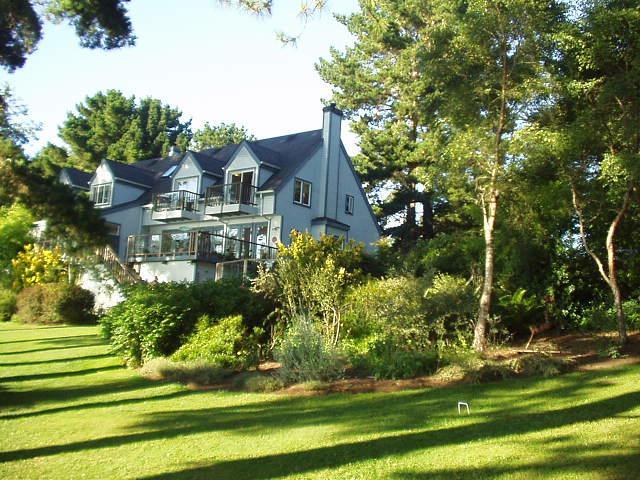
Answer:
(276, 148, 324, 245)
(102, 206, 142, 259)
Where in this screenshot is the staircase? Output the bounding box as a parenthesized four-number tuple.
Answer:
(96, 245, 142, 284)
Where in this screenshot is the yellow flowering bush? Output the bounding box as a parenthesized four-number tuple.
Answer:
(11, 244, 67, 290)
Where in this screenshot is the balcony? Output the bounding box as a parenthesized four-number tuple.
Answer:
(126, 231, 276, 265)
(204, 183, 259, 216)
(151, 190, 201, 221)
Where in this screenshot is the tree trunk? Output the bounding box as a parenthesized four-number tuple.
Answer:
(605, 186, 632, 345)
(422, 194, 434, 240)
(474, 186, 498, 352)
(572, 183, 632, 346)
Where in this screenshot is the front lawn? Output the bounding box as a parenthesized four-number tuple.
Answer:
(0, 322, 638, 479)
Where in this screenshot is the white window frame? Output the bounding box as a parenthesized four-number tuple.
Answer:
(293, 178, 312, 207)
(91, 183, 112, 206)
(173, 176, 199, 193)
(345, 194, 354, 215)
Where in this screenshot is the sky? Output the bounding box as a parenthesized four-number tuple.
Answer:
(2, 0, 360, 158)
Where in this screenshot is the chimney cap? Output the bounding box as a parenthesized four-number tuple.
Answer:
(323, 102, 343, 117)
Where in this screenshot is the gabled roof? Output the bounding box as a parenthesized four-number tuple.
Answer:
(103, 160, 155, 187)
(60, 167, 91, 190)
(89, 129, 324, 201)
(247, 129, 324, 191)
(188, 151, 227, 177)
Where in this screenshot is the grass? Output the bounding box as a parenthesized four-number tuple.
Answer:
(1, 322, 639, 479)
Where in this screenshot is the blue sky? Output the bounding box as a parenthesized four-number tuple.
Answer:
(2, 0, 360, 157)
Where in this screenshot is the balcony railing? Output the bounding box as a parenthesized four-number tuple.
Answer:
(127, 231, 276, 263)
(153, 190, 200, 212)
(205, 183, 256, 207)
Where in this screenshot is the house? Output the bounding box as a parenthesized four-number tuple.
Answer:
(59, 105, 380, 283)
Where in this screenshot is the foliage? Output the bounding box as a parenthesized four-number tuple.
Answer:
(0, 152, 108, 248)
(0, 288, 17, 321)
(100, 279, 270, 366)
(274, 315, 344, 384)
(0, 203, 33, 284)
(190, 122, 255, 151)
(253, 231, 362, 346)
(231, 372, 284, 393)
(347, 335, 440, 380)
(172, 315, 263, 369)
(510, 354, 572, 378)
(0, 0, 134, 72)
(344, 276, 430, 345)
(59, 90, 192, 170)
(423, 274, 477, 339)
(29, 143, 70, 177)
(57, 285, 96, 325)
(11, 244, 67, 290)
(496, 288, 544, 336)
(14, 283, 95, 324)
(140, 357, 231, 386)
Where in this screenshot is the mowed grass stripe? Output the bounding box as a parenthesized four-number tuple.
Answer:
(1, 322, 639, 480)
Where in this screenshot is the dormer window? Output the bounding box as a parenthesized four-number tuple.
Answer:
(174, 176, 198, 193)
(91, 183, 112, 206)
(294, 178, 311, 207)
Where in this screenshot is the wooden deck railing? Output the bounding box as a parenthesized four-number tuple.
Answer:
(96, 244, 142, 284)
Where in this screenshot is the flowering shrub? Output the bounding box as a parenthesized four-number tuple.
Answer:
(11, 244, 67, 290)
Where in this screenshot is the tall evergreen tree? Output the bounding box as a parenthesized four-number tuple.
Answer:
(317, 2, 446, 245)
(320, 0, 566, 350)
(190, 122, 255, 151)
(0, 0, 135, 72)
(59, 90, 192, 170)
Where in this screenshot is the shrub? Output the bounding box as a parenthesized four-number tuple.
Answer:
(172, 315, 263, 369)
(253, 231, 362, 345)
(510, 354, 572, 377)
(141, 357, 230, 386)
(275, 315, 344, 384)
(14, 283, 95, 324)
(100, 280, 270, 366)
(343, 277, 443, 379)
(344, 276, 429, 341)
(347, 335, 440, 379)
(231, 372, 284, 392)
(0, 288, 17, 321)
(11, 244, 67, 290)
(58, 285, 96, 324)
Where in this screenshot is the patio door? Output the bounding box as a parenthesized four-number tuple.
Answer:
(230, 171, 254, 204)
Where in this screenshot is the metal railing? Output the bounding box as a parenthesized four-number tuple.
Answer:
(152, 190, 200, 212)
(127, 231, 276, 262)
(205, 183, 256, 207)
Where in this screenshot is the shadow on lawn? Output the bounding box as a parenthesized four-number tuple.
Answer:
(393, 448, 640, 479)
(0, 340, 106, 356)
(0, 375, 155, 409)
(1, 368, 638, 480)
(0, 388, 200, 420)
(0, 353, 113, 367)
(1, 365, 122, 383)
(0, 334, 97, 345)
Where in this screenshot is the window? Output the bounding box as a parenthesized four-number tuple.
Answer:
(345, 194, 354, 215)
(162, 165, 178, 177)
(105, 222, 120, 236)
(174, 176, 198, 193)
(294, 179, 311, 207)
(91, 183, 112, 206)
